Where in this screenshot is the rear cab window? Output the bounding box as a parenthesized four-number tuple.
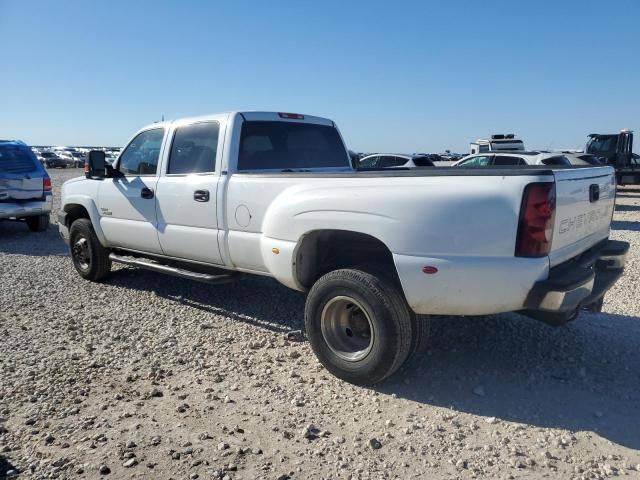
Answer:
(238, 121, 349, 171)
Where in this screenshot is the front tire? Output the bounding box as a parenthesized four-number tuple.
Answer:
(69, 218, 111, 281)
(305, 269, 413, 385)
(26, 214, 49, 232)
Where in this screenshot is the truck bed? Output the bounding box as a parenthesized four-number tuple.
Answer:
(241, 165, 595, 178)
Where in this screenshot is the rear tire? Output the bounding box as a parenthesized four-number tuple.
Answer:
(69, 218, 111, 281)
(26, 214, 49, 232)
(305, 269, 413, 385)
(409, 315, 431, 360)
(584, 297, 604, 313)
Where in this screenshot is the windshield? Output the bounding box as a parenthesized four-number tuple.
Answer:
(586, 136, 617, 154)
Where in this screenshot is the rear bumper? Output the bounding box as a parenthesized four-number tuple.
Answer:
(522, 239, 629, 324)
(0, 196, 52, 220)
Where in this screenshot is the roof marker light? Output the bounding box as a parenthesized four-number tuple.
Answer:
(422, 266, 438, 274)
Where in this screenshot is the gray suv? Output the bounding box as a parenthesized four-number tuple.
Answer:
(0, 140, 52, 231)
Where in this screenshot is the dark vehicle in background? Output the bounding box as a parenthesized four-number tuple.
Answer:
(0, 141, 52, 231)
(358, 153, 435, 168)
(586, 129, 639, 185)
(39, 151, 68, 168)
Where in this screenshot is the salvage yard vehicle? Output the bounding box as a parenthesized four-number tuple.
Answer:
(0, 140, 52, 231)
(58, 111, 629, 385)
(585, 129, 639, 185)
(469, 134, 525, 154)
(453, 151, 572, 167)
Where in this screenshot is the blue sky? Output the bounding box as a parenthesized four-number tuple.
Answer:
(1, 0, 639, 153)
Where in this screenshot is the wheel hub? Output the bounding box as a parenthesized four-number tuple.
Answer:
(320, 296, 374, 361)
(72, 237, 90, 269)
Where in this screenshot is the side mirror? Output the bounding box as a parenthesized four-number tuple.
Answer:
(85, 150, 106, 179)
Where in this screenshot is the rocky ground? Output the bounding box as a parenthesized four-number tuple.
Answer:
(1, 168, 639, 480)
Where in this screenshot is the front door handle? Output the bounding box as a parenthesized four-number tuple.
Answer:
(141, 187, 154, 199)
(194, 190, 210, 202)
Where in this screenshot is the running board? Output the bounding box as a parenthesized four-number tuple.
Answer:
(109, 253, 236, 285)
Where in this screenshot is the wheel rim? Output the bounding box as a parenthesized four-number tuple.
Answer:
(320, 296, 374, 362)
(72, 236, 90, 270)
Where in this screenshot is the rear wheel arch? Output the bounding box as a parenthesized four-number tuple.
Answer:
(294, 229, 401, 290)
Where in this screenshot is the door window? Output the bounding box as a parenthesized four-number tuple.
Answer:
(458, 155, 492, 167)
(168, 122, 219, 174)
(493, 155, 526, 166)
(118, 128, 165, 176)
(359, 155, 380, 168)
(378, 156, 407, 167)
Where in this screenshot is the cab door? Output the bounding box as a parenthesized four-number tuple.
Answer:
(97, 127, 166, 253)
(155, 119, 224, 265)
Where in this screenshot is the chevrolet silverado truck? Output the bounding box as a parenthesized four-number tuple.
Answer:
(58, 112, 629, 385)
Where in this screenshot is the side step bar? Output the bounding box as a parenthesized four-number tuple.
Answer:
(109, 253, 236, 285)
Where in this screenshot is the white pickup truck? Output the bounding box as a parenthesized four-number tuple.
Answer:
(58, 111, 629, 384)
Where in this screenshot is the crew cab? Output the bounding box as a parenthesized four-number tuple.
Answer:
(58, 112, 629, 385)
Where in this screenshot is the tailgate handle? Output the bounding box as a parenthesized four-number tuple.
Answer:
(589, 184, 600, 203)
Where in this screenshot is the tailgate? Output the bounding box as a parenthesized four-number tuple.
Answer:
(549, 166, 616, 267)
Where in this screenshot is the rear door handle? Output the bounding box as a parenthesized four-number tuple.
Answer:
(141, 187, 154, 199)
(194, 190, 210, 202)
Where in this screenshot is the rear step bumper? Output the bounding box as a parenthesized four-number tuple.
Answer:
(109, 253, 236, 285)
(522, 239, 629, 325)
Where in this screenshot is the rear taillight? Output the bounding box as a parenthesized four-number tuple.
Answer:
(515, 182, 556, 257)
(43, 177, 52, 192)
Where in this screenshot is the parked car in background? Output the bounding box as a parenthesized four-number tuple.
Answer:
(453, 151, 572, 167)
(470, 134, 525, 154)
(55, 152, 75, 167)
(39, 151, 68, 168)
(358, 153, 435, 168)
(105, 152, 119, 165)
(70, 151, 86, 167)
(0, 140, 52, 231)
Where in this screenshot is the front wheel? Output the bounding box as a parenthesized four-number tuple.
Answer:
(69, 218, 111, 281)
(305, 269, 413, 385)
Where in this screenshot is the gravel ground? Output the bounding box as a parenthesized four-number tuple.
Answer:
(1, 168, 639, 480)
